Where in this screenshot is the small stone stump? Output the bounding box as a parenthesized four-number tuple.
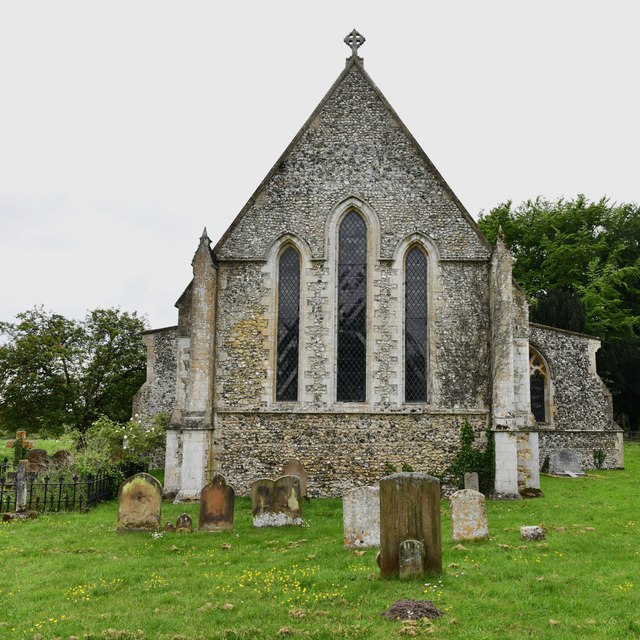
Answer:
(464, 472, 479, 492)
(176, 513, 193, 532)
(251, 475, 303, 527)
(379, 473, 442, 578)
(343, 485, 380, 548)
(282, 460, 308, 498)
(398, 540, 425, 579)
(199, 474, 235, 531)
(450, 489, 489, 542)
(520, 525, 546, 541)
(117, 473, 162, 532)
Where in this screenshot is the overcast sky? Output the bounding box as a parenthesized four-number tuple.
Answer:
(1, 1, 638, 329)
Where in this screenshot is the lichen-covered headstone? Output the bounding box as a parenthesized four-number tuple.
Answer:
(463, 472, 479, 492)
(176, 513, 193, 532)
(163, 522, 175, 532)
(450, 489, 489, 542)
(520, 525, 546, 541)
(199, 474, 235, 531)
(282, 460, 308, 498)
(379, 473, 442, 578)
(117, 473, 162, 532)
(398, 539, 425, 579)
(27, 449, 49, 473)
(343, 485, 380, 548)
(250, 475, 303, 527)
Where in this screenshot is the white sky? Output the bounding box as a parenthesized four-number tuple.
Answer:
(1, 1, 638, 329)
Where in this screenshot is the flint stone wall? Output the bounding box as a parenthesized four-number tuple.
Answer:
(539, 430, 623, 471)
(216, 412, 488, 497)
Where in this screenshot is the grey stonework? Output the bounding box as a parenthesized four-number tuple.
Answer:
(134, 39, 622, 499)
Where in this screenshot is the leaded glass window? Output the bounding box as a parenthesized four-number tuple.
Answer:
(337, 211, 367, 402)
(529, 350, 547, 422)
(276, 247, 300, 401)
(405, 246, 428, 402)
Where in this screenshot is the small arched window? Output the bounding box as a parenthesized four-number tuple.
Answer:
(529, 349, 548, 423)
(405, 246, 428, 402)
(337, 211, 367, 402)
(276, 246, 300, 401)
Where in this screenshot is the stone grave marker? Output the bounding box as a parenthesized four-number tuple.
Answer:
(398, 539, 425, 579)
(282, 459, 308, 498)
(50, 449, 72, 469)
(450, 489, 489, 542)
(379, 473, 442, 578)
(27, 449, 49, 473)
(343, 485, 380, 548)
(251, 475, 303, 527)
(117, 473, 162, 532)
(199, 474, 235, 531)
(176, 513, 193, 532)
(520, 525, 546, 541)
(15, 459, 28, 513)
(548, 449, 584, 477)
(464, 472, 479, 492)
(163, 522, 175, 532)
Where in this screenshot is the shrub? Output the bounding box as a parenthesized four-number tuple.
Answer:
(448, 420, 495, 494)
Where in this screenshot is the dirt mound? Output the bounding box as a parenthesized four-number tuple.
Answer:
(381, 599, 443, 621)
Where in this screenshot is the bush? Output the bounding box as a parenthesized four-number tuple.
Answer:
(448, 420, 495, 494)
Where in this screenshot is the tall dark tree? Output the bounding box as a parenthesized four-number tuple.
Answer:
(479, 196, 640, 429)
(0, 307, 147, 436)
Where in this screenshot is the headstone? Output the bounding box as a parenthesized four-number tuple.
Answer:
(250, 475, 303, 527)
(282, 460, 308, 498)
(27, 449, 49, 473)
(463, 472, 479, 492)
(50, 449, 73, 469)
(199, 474, 235, 531)
(379, 473, 442, 578)
(520, 525, 546, 541)
(450, 489, 489, 542)
(548, 449, 584, 477)
(15, 460, 28, 513)
(343, 485, 380, 548)
(163, 522, 175, 532)
(176, 513, 193, 532)
(117, 473, 162, 532)
(398, 539, 425, 579)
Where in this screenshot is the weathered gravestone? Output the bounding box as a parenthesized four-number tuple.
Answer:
(117, 473, 162, 532)
(398, 539, 425, 579)
(520, 525, 546, 541)
(15, 459, 28, 513)
(163, 521, 175, 532)
(199, 474, 235, 531)
(450, 489, 489, 542)
(343, 485, 380, 548)
(27, 449, 49, 473)
(50, 449, 73, 469)
(379, 473, 442, 578)
(464, 472, 479, 492)
(282, 460, 308, 498)
(251, 475, 303, 527)
(548, 449, 584, 477)
(176, 513, 193, 532)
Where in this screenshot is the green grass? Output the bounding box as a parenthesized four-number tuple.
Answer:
(1, 446, 639, 640)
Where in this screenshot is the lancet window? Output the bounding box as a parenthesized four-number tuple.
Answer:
(276, 246, 300, 401)
(405, 246, 428, 402)
(529, 348, 548, 423)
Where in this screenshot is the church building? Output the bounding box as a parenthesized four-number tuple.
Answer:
(134, 31, 623, 500)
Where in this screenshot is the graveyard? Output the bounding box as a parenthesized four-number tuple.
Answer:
(0, 444, 638, 639)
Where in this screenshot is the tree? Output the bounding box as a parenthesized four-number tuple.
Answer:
(0, 307, 147, 436)
(478, 196, 640, 429)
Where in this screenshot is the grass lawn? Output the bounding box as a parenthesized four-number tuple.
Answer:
(1, 445, 639, 640)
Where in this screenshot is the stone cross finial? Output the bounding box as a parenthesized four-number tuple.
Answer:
(5, 430, 33, 452)
(344, 29, 365, 58)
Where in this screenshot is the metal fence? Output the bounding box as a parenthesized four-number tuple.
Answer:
(624, 431, 640, 442)
(0, 458, 115, 513)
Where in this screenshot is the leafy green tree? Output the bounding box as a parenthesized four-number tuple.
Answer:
(0, 307, 147, 436)
(478, 196, 640, 428)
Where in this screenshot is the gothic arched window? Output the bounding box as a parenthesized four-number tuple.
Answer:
(405, 246, 428, 402)
(529, 349, 548, 423)
(276, 246, 300, 401)
(337, 211, 367, 402)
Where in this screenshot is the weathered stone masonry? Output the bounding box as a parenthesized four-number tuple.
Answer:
(136, 34, 622, 499)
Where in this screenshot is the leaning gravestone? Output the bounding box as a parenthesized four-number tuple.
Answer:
(251, 475, 303, 527)
(343, 485, 380, 548)
(464, 472, 479, 492)
(50, 449, 73, 469)
(282, 460, 308, 498)
(27, 449, 49, 473)
(450, 489, 489, 542)
(117, 473, 162, 532)
(199, 474, 235, 531)
(548, 449, 584, 477)
(379, 473, 442, 578)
